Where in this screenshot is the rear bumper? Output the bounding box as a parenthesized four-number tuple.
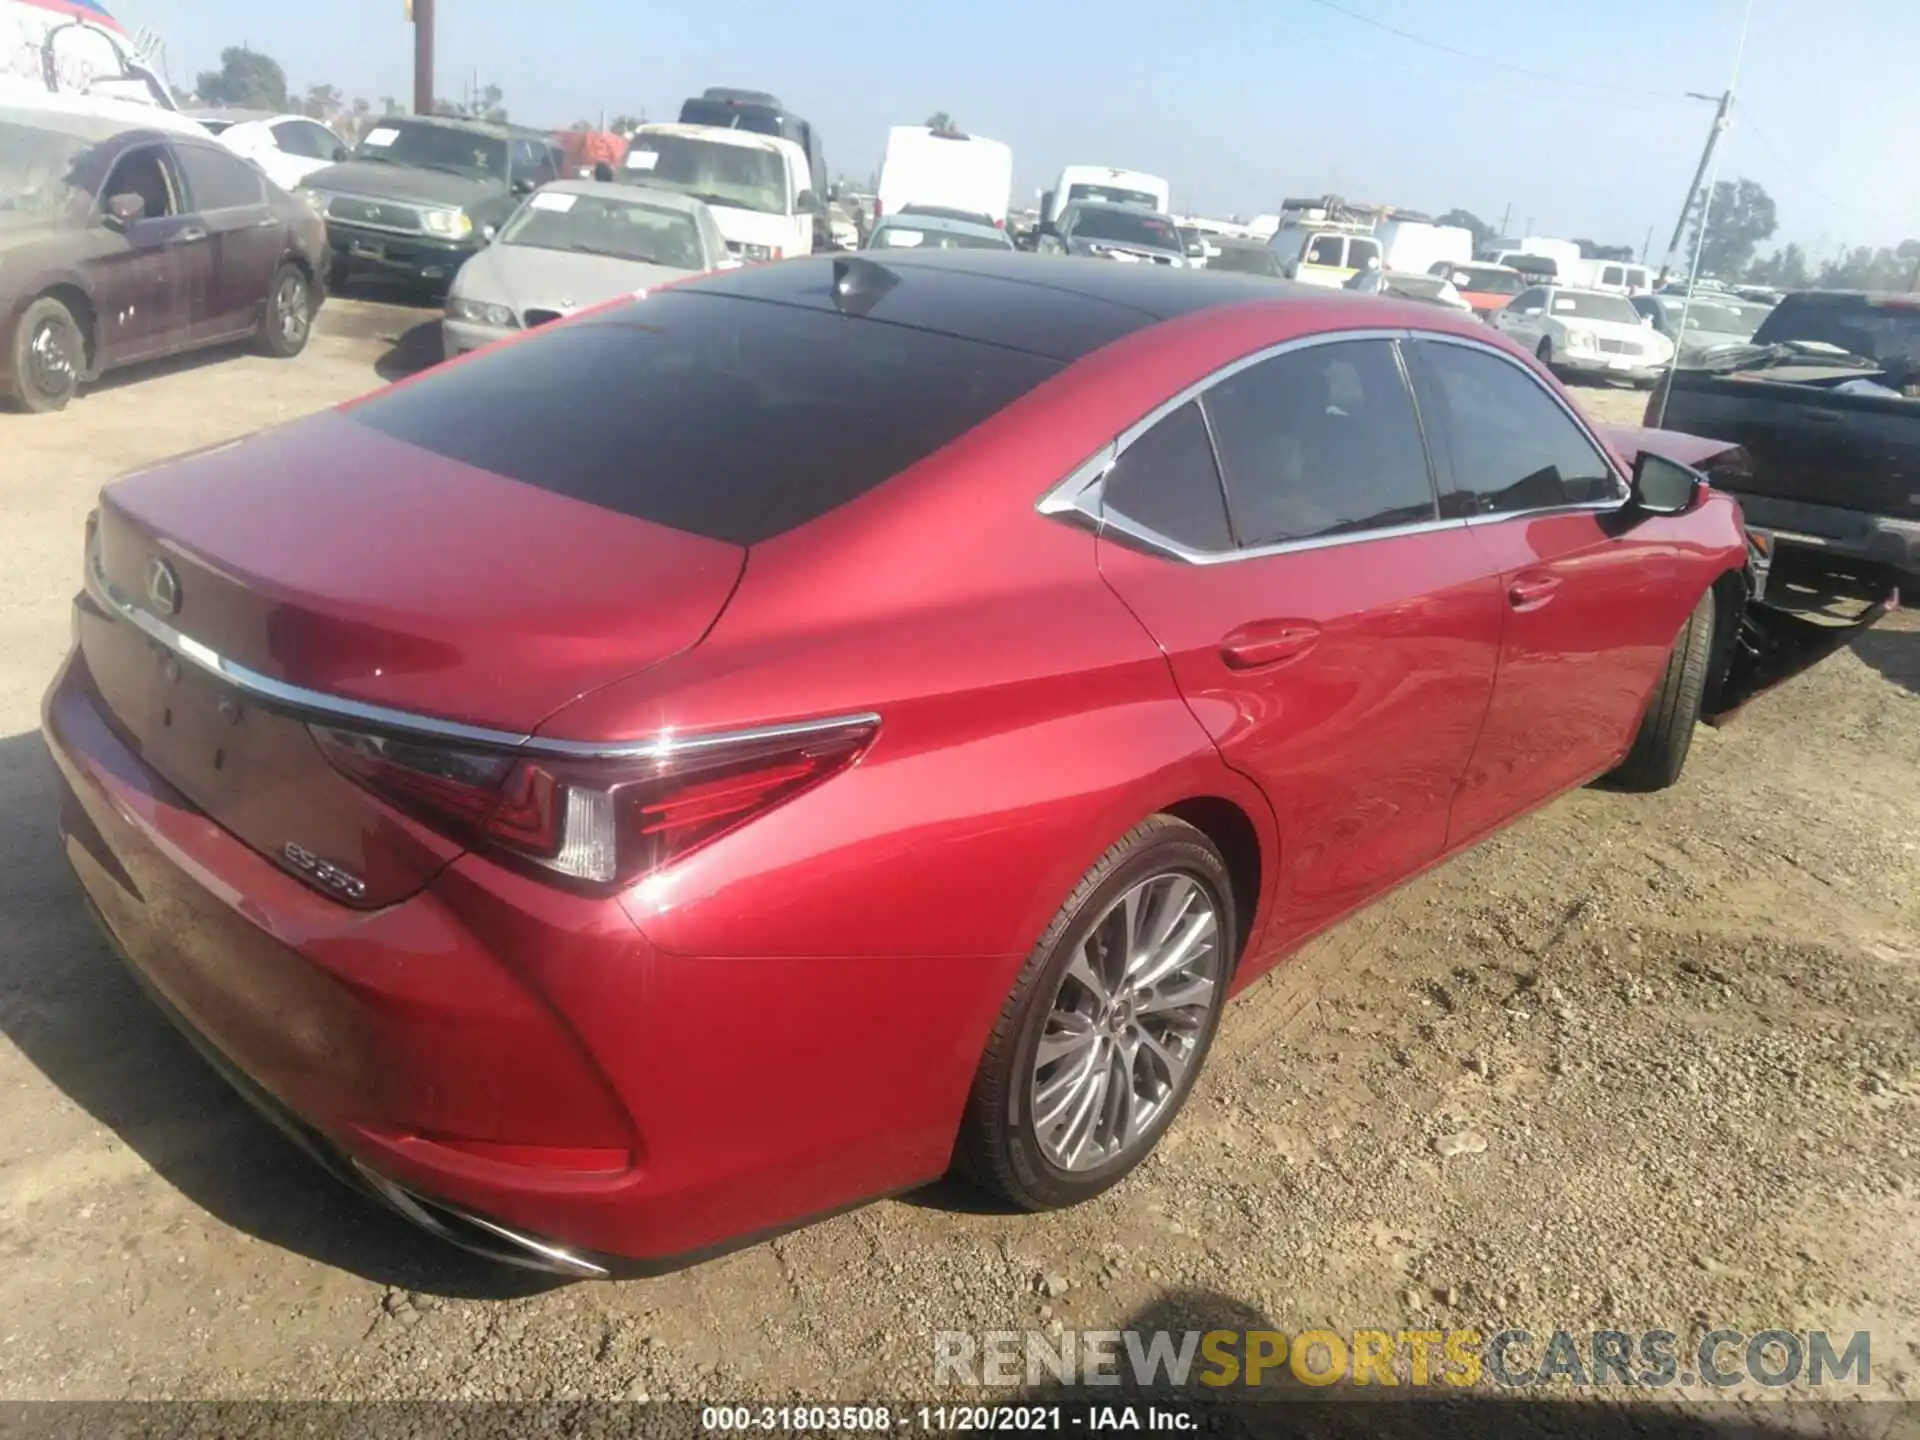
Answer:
(1727, 490, 1920, 588)
(1556, 353, 1662, 382)
(41, 644, 973, 1270)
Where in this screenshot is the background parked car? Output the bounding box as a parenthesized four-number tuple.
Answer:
(443, 182, 730, 359)
(623, 122, 817, 262)
(1036, 201, 1186, 265)
(295, 116, 567, 291)
(1199, 236, 1285, 278)
(864, 210, 1014, 252)
(1630, 291, 1774, 364)
(1344, 267, 1472, 313)
(188, 109, 348, 192)
(1495, 284, 1674, 386)
(1429, 261, 1527, 320)
(2, 106, 325, 412)
(876, 124, 1013, 230)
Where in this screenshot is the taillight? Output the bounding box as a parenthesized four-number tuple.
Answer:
(312, 717, 878, 890)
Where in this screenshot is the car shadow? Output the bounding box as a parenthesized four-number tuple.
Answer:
(1853, 620, 1919, 698)
(1011, 1289, 1855, 1437)
(80, 339, 259, 397)
(373, 319, 446, 382)
(0, 728, 558, 1300)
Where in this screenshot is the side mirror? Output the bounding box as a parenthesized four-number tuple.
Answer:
(716, 257, 744, 271)
(1630, 452, 1704, 517)
(103, 192, 145, 230)
(332, 145, 349, 163)
(1521, 306, 1544, 317)
(795, 189, 818, 212)
(481, 224, 497, 243)
(511, 177, 535, 197)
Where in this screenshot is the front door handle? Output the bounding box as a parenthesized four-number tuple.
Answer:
(1221, 620, 1321, 670)
(1507, 573, 1562, 611)
(173, 225, 209, 244)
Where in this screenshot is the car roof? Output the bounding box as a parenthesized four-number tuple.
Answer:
(1064, 199, 1174, 218)
(539, 179, 711, 214)
(1540, 285, 1630, 298)
(376, 114, 540, 139)
(879, 212, 1003, 240)
(0, 102, 152, 144)
(679, 250, 1323, 363)
(186, 108, 283, 122)
(634, 121, 803, 159)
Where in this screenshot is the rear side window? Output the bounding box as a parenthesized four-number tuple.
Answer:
(1102, 401, 1232, 552)
(1202, 339, 1437, 547)
(174, 143, 265, 210)
(347, 293, 1061, 546)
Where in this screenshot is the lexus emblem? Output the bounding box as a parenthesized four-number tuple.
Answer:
(366, 204, 382, 221)
(145, 557, 180, 616)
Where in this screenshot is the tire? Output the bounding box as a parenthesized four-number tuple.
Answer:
(1536, 336, 1557, 371)
(328, 257, 352, 291)
(1608, 589, 1715, 792)
(258, 263, 314, 358)
(9, 295, 86, 413)
(957, 815, 1237, 1211)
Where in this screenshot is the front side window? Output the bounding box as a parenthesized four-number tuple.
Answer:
(0, 120, 92, 225)
(1102, 401, 1232, 552)
(273, 120, 337, 160)
(1414, 342, 1621, 516)
(1305, 234, 1342, 266)
(1511, 288, 1547, 312)
(1601, 265, 1625, 286)
(100, 144, 181, 220)
(1346, 238, 1381, 270)
(1203, 339, 1437, 548)
(174, 143, 265, 211)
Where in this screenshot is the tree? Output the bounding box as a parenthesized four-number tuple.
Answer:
(1746, 242, 1811, 289)
(168, 83, 194, 108)
(436, 84, 508, 124)
(194, 46, 289, 110)
(378, 95, 404, 116)
(1435, 209, 1492, 251)
(1687, 177, 1777, 281)
(609, 113, 644, 133)
(925, 111, 957, 134)
(1572, 239, 1636, 261)
(1815, 241, 1920, 292)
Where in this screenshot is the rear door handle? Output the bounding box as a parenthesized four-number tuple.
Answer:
(1220, 620, 1321, 670)
(1507, 573, 1562, 611)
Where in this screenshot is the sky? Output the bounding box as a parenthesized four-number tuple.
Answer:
(119, 0, 1919, 262)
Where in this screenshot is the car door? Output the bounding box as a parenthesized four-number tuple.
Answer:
(90, 142, 205, 365)
(1089, 336, 1506, 960)
(171, 141, 281, 342)
(1406, 336, 1692, 847)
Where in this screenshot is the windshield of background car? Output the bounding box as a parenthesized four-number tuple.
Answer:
(501, 192, 706, 267)
(1656, 298, 1769, 337)
(1753, 297, 1920, 365)
(1071, 207, 1178, 249)
(1446, 266, 1524, 296)
(355, 122, 507, 181)
(1206, 245, 1282, 276)
(622, 136, 788, 215)
(870, 223, 1009, 251)
(1066, 182, 1157, 208)
(345, 291, 1062, 547)
(1551, 292, 1640, 324)
(1385, 275, 1450, 301)
(0, 121, 90, 225)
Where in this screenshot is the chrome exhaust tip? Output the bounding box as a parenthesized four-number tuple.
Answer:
(351, 1161, 609, 1280)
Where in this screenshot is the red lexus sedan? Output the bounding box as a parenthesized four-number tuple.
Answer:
(45, 252, 1751, 1277)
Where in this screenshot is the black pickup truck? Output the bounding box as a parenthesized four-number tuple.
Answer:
(1650, 290, 1919, 606)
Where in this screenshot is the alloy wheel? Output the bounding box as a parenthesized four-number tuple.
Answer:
(28, 319, 77, 401)
(276, 274, 311, 346)
(1029, 871, 1223, 1172)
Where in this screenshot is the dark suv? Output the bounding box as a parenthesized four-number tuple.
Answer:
(294, 116, 566, 289)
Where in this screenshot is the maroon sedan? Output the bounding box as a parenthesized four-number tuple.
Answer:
(46, 253, 1753, 1276)
(2, 107, 327, 413)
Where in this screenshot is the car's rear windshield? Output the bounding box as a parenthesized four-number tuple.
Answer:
(1753, 296, 1920, 366)
(1440, 265, 1524, 296)
(346, 292, 1061, 546)
(1206, 245, 1282, 277)
(1073, 207, 1179, 249)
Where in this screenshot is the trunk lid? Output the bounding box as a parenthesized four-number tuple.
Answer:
(84, 410, 745, 906)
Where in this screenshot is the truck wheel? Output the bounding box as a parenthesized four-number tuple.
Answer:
(9, 295, 86, 413)
(1607, 589, 1714, 792)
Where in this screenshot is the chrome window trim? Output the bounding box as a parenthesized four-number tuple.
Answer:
(84, 557, 877, 761)
(1036, 326, 1466, 565)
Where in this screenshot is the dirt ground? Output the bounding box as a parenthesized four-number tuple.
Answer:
(1, 299, 1916, 1426)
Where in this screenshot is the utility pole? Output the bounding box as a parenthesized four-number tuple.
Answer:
(1657, 90, 1731, 285)
(1498, 204, 1511, 237)
(1641, 225, 1654, 264)
(410, 0, 434, 116)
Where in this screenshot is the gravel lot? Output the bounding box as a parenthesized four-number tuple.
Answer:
(1, 296, 1915, 1426)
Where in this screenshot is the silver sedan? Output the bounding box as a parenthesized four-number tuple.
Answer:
(443, 181, 732, 360)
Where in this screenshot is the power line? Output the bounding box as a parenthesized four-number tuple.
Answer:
(1298, 0, 1694, 99)
(1737, 111, 1848, 213)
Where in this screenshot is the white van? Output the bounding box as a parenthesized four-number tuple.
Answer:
(1041, 166, 1171, 228)
(624, 123, 816, 261)
(1268, 223, 1382, 288)
(1375, 219, 1473, 277)
(1561, 257, 1653, 295)
(876, 126, 1013, 227)
(2, 0, 181, 116)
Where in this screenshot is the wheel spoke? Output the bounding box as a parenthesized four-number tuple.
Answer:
(1129, 909, 1217, 994)
(1035, 1012, 1099, 1067)
(1065, 945, 1110, 1006)
(1136, 876, 1198, 961)
(1061, 1046, 1112, 1167)
(1136, 974, 1215, 1017)
(1137, 1026, 1192, 1088)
